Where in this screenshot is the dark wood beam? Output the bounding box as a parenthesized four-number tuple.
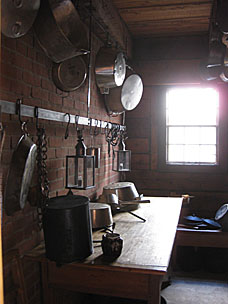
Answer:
(113, 0, 212, 9)
(79, 0, 132, 58)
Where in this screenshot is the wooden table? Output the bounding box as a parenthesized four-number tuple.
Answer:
(25, 197, 182, 304)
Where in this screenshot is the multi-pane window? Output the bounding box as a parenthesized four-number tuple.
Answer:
(166, 87, 219, 165)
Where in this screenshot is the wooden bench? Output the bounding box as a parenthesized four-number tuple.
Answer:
(175, 227, 228, 248)
(172, 227, 228, 270)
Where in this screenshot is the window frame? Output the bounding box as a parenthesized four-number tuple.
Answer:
(157, 84, 228, 173)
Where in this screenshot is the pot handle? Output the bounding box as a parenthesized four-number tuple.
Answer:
(67, 189, 74, 196)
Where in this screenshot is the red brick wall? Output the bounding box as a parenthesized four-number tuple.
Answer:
(0, 29, 121, 303)
(126, 36, 228, 219)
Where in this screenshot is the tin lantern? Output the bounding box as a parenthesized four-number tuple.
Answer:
(66, 130, 95, 190)
(112, 137, 131, 172)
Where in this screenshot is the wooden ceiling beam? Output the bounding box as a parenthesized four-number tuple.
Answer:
(88, 0, 133, 58)
(131, 28, 209, 38)
(128, 17, 209, 37)
(118, 3, 212, 23)
(113, 0, 212, 9)
(127, 16, 210, 24)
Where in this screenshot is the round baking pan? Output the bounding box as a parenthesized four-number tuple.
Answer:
(52, 56, 87, 92)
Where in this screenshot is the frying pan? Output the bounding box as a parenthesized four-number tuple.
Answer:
(4, 124, 37, 216)
(52, 56, 87, 91)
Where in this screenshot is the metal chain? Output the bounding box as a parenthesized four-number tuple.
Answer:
(36, 127, 49, 228)
(105, 125, 120, 157)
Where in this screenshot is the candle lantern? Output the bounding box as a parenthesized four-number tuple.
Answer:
(66, 130, 95, 190)
(112, 136, 131, 172)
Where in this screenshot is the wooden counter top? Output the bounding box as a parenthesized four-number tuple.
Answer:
(25, 197, 182, 304)
(26, 197, 182, 273)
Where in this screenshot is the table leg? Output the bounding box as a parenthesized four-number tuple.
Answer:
(41, 260, 54, 304)
(147, 275, 162, 304)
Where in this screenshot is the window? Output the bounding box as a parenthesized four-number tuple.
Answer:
(158, 85, 227, 173)
(166, 87, 219, 165)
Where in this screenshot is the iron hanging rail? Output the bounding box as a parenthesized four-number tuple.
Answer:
(0, 99, 126, 130)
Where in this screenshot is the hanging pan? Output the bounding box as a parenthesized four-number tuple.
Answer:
(105, 74, 143, 115)
(33, 0, 89, 63)
(52, 56, 87, 91)
(4, 118, 37, 216)
(2, 0, 40, 38)
(95, 47, 126, 94)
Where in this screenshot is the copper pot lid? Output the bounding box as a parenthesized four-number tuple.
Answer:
(52, 56, 87, 92)
(215, 204, 228, 221)
(121, 74, 143, 111)
(2, 0, 40, 38)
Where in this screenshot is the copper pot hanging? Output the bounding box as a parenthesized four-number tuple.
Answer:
(2, 0, 40, 38)
(33, 0, 89, 63)
(95, 47, 126, 94)
(105, 74, 143, 115)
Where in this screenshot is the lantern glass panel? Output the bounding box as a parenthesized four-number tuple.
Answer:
(66, 155, 95, 190)
(85, 157, 95, 187)
(112, 150, 131, 172)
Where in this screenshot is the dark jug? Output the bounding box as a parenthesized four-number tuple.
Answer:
(101, 232, 123, 259)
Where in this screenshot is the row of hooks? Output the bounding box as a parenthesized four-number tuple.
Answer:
(7, 98, 125, 139)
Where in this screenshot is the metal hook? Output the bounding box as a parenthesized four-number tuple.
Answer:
(75, 115, 79, 131)
(101, 121, 108, 135)
(34, 106, 39, 129)
(16, 98, 29, 134)
(75, 114, 84, 132)
(99, 120, 103, 134)
(16, 98, 23, 125)
(89, 118, 93, 135)
(105, 121, 111, 137)
(64, 113, 71, 139)
(94, 119, 99, 136)
(21, 121, 29, 135)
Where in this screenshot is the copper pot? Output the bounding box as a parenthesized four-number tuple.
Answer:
(2, 0, 40, 38)
(102, 182, 140, 201)
(105, 74, 143, 115)
(33, 0, 89, 63)
(95, 47, 126, 94)
(89, 203, 113, 229)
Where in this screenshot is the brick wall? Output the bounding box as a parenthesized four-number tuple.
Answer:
(0, 28, 121, 303)
(126, 36, 228, 219)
